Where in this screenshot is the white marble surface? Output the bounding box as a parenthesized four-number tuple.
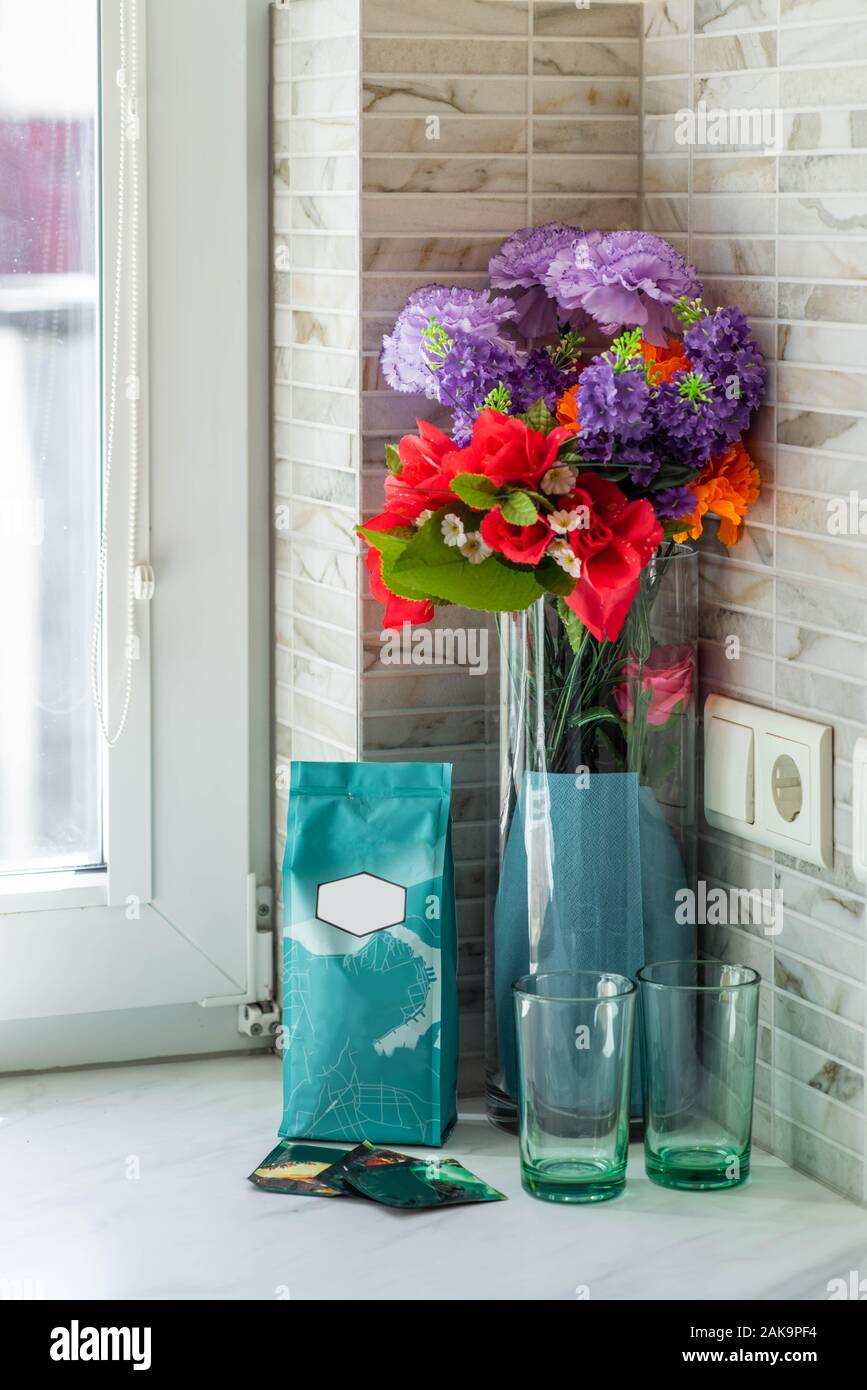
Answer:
(2, 1054, 866, 1301)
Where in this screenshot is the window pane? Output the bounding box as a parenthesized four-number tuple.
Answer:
(0, 0, 101, 873)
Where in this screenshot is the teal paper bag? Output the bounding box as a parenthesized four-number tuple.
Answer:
(281, 761, 458, 1147)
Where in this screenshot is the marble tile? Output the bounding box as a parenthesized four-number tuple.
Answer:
(781, 66, 867, 110)
(774, 546, 867, 619)
(694, 30, 778, 71)
(363, 156, 527, 193)
(533, 117, 639, 154)
(284, 0, 357, 41)
(364, 38, 527, 75)
(777, 406, 867, 458)
(695, 70, 778, 110)
(289, 308, 358, 352)
(699, 639, 775, 696)
(696, 0, 779, 31)
(363, 193, 527, 233)
(692, 236, 776, 276)
(699, 603, 774, 651)
(693, 155, 776, 194)
(363, 0, 528, 34)
(293, 616, 358, 672)
(774, 1113, 864, 1202)
(534, 2, 642, 39)
(701, 276, 776, 317)
(642, 76, 689, 115)
(776, 656, 867, 724)
(781, 19, 867, 67)
(778, 240, 867, 282)
(777, 366, 867, 415)
(774, 909, 864, 981)
(781, 0, 862, 15)
(690, 195, 775, 233)
(642, 195, 689, 232)
(289, 347, 358, 393)
(785, 109, 867, 153)
(534, 78, 640, 117)
(775, 989, 865, 1070)
(290, 193, 358, 232)
(775, 1072, 863, 1152)
(289, 272, 358, 313)
(533, 155, 640, 194)
(778, 196, 867, 237)
(643, 37, 690, 78)
(283, 536, 356, 593)
(532, 195, 640, 227)
(362, 235, 500, 271)
(699, 555, 775, 611)
(291, 461, 357, 510)
(775, 950, 864, 1026)
(290, 232, 358, 272)
(776, 867, 866, 942)
(533, 39, 641, 79)
(287, 155, 358, 193)
(644, 0, 692, 38)
(781, 154, 867, 195)
(363, 77, 528, 115)
(643, 155, 689, 194)
(363, 115, 527, 154)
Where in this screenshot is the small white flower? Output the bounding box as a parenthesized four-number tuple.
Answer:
(441, 513, 465, 547)
(414, 509, 434, 528)
(549, 508, 583, 534)
(460, 531, 492, 565)
(541, 465, 576, 496)
(548, 538, 582, 578)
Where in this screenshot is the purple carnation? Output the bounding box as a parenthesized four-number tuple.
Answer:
(685, 306, 766, 448)
(380, 284, 516, 397)
(652, 486, 696, 521)
(575, 360, 651, 464)
(489, 223, 583, 339)
(545, 231, 701, 346)
(436, 332, 519, 444)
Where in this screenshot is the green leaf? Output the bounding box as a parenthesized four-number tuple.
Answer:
(380, 550, 441, 603)
(357, 524, 414, 566)
(520, 397, 557, 434)
(391, 507, 543, 613)
(556, 597, 586, 655)
(500, 492, 539, 526)
(536, 560, 574, 597)
(450, 473, 498, 511)
(385, 443, 403, 476)
(568, 705, 623, 728)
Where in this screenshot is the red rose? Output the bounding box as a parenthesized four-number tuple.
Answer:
(364, 546, 433, 632)
(443, 408, 576, 491)
(480, 507, 552, 566)
(384, 419, 457, 523)
(563, 472, 663, 641)
(613, 646, 694, 726)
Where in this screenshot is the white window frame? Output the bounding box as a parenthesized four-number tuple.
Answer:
(0, 0, 272, 1060)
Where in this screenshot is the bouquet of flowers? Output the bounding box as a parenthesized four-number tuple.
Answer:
(359, 226, 765, 652)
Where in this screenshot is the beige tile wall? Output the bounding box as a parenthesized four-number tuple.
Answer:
(644, 0, 867, 1203)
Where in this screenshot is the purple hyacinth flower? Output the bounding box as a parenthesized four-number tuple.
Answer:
(545, 231, 702, 346)
(380, 284, 516, 397)
(435, 331, 520, 443)
(575, 358, 651, 463)
(653, 485, 696, 521)
(684, 306, 766, 449)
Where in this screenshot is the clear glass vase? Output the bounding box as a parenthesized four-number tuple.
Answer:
(485, 542, 698, 1133)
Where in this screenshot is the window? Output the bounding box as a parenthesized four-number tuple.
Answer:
(0, 0, 101, 874)
(0, 0, 272, 1070)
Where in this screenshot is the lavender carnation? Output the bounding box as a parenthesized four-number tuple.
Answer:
(545, 231, 701, 347)
(685, 307, 766, 448)
(489, 223, 580, 289)
(380, 284, 516, 397)
(576, 360, 651, 464)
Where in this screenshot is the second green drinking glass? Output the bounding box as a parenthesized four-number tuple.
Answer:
(513, 971, 636, 1203)
(637, 960, 761, 1190)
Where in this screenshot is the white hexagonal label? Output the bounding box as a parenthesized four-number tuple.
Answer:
(315, 872, 406, 937)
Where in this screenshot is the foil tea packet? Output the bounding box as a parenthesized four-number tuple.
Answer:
(330, 1141, 507, 1209)
(247, 1140, 350, 1197)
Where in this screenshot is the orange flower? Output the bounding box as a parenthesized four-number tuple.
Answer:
(555, 382, 581, 432)
(672, 441, 761, 548)
(640, 335, 693, 385)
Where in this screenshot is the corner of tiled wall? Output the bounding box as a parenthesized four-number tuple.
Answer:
(643, 0, 867, 1205)
(272, 0, 867, 1199)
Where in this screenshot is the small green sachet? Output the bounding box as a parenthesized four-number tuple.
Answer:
(248, 1140, 351, 1197)
(328, 1141, 507, 1209)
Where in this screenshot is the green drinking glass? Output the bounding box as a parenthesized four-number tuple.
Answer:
(637, 960, 761, 1191)
(513, 971, 636, 1203)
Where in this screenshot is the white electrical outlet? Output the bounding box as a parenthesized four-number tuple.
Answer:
(704, 694, 833, 868)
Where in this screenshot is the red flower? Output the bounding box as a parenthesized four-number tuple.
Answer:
(613, 646, 694, 725)
(364, 546, 433, 632)
(384, 419, 457, 523)
(563, 472, 663, 641)
(444, 408, 576, 492)
(480, 507, 552, 565)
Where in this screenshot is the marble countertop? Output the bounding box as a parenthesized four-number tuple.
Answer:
(3, 1053, 866, 1301)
